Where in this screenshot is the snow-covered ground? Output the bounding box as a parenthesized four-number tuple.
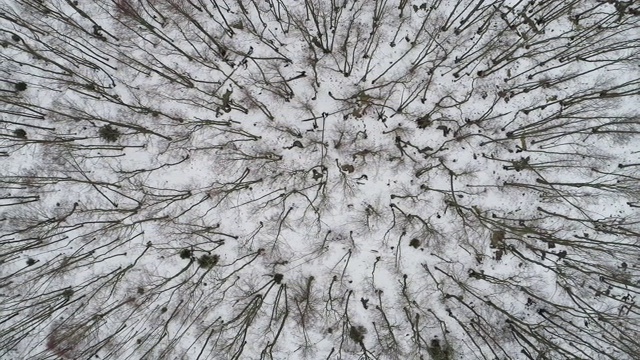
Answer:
(1, 0, 639, 359)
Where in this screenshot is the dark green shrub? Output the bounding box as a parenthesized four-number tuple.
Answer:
(99, 125, 121, 142)
(179, 249, 192, 259)
(197, 254, 219, 269)
(273, 273, 284, 284)
(416, 115, 431, 129)
(427, 339, 453, 360)
(13, 129, 27, 138)
(61, 288, 74, 299)
(349, 325, 367, 343)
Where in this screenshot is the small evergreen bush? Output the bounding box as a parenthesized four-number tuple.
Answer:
(99, 125, 121, 142)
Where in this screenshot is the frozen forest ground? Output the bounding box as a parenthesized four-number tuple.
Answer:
(1, 0, 640, 359)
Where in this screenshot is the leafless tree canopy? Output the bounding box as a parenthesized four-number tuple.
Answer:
(1, 0, 639, 359)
